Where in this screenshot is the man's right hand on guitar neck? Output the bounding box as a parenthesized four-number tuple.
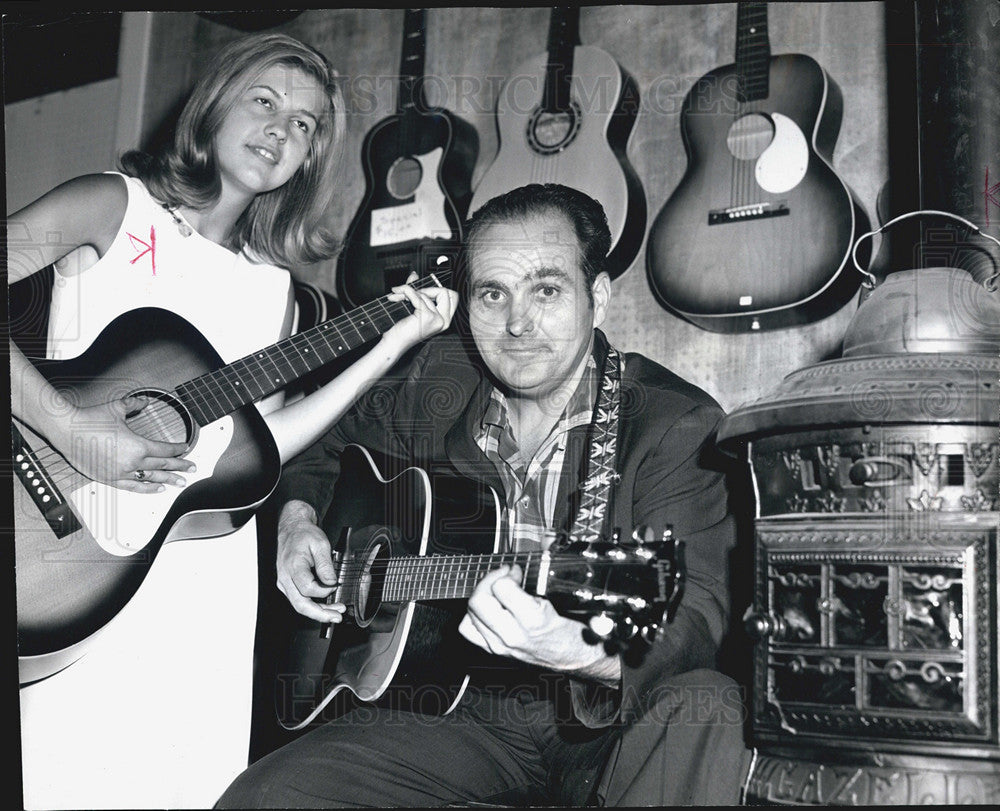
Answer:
(276, 499, 347, 624)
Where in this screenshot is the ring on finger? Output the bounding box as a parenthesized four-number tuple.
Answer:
(134, 469, 148, 481)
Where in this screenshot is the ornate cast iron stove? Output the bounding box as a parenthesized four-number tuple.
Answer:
(719, 262, 1000, 805)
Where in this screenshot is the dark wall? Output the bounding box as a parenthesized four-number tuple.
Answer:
(147, 4, 889, 413)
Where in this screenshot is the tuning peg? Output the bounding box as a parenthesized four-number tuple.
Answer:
(589, 612, 616, 640)
(615, 616, 639, 640)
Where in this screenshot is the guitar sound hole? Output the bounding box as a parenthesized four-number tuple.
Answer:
(726, 113, 774, 161)
(124, 388, 195, 448)
(353, 535, 392, 627)
(527, 102, 581, 155)
(386, 156, 423, 200)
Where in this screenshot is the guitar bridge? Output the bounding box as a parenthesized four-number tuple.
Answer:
(709, 201, 789, 225)
(12, 422, 81, 538)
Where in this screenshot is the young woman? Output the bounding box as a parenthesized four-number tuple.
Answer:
(11, 33, 457, 808)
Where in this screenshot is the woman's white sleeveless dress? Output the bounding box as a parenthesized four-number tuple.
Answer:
(19, 174, 292, 809)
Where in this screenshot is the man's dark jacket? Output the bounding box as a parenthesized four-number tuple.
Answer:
(276, 328, 737, 727)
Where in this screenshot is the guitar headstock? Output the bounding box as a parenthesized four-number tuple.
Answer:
(544, 526, 685, 649)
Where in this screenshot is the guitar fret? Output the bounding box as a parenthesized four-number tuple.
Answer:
(194, 372, 230, 423)
(205, 370, 243, 415)
(272, 341, 305, 382)
(398, 9, 427, 113)
(208, 365, 244, 410)
(450, 554, 460, 599)
(237, 357, 270, 400)
(236, 354, 273, 402)
(346, 314, 377, 345)
(281, 334, 313, 379)
(254, 350, 289, 394)
(178, 274, 423, 427)
(170, 270, 451, 426)
(383, 551, 543, 601)
(320, 320, 352, 355)
(174, 381, 213, 426)
(523, 554, 535, 594)
(222, 359, 270, 405)
(735, 0, 771, 96)
(299, 329, 335, 365)
(386, 558, 400, 602)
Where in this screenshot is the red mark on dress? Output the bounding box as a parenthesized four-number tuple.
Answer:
(128, 225, 157, 275)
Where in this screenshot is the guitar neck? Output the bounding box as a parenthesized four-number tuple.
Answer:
(735, 1, 771, 103)
(174, 270, 451, 427)
(543, 6, 581, 113)
(346, 550, 547, 603)
(398, 8, 427, 115)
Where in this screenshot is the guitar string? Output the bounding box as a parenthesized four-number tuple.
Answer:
(29, 291, 406, 485)
(530, 9, 575, 187)
(336, 553, 531, 592)
(27, 399, 194, 490)
(174, 271, 449, 420)
(175, 271, 449, 424)
(23, 274, 452, 493)
(24, 397, 191, 489)
(733, 3, 768, 210)
(337, 555, 650, 605)
(336, 554, 643, 585)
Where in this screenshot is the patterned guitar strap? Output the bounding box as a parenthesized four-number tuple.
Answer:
(569, 345, 625, 544)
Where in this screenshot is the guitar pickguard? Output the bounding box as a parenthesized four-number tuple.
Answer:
(72, 417, 234, 557)
(369, 148, 449, 247)
(755, 113, 809, 194)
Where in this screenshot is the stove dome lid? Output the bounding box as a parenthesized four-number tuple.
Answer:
(843, 267, 1000, 357)
(718, 265, 1000, 446)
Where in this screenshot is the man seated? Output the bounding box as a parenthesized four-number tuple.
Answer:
(218, 183, 751, 807)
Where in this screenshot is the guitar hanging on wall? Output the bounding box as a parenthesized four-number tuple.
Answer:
(468, 6, 646, 280)
(336, 8, 478, 309)
(645, 1, 870, 332)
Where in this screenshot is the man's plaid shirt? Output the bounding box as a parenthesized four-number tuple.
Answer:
(475, 357, 598, 552)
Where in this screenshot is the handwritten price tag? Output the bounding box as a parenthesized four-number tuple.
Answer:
(370, 202, 430, 247)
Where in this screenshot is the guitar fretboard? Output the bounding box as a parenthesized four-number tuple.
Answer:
(543, 6, 581, 113)
(174, 270, 451, 427)
(355, 551, 548, 602)
(398, 8, 427, 114)
(735, 1, 771, 103)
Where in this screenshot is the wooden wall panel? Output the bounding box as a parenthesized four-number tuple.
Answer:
(154, 3, 888, 413)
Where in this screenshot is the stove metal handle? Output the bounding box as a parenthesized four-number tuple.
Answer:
(851, 209, 1000, 291)
(848, 456, 909, 485)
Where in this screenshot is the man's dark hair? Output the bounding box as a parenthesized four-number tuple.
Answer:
(462, 184, 612, 298)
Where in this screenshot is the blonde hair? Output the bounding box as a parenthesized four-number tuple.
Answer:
(120, 33, 346, 268)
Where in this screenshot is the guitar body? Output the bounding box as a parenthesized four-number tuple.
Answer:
(15, 307, 279, 683)
(276, 445, 502, 730)
(470, 45, 646, 280)
(647, 53, 870, 332)
(337, 109, 478, 308)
